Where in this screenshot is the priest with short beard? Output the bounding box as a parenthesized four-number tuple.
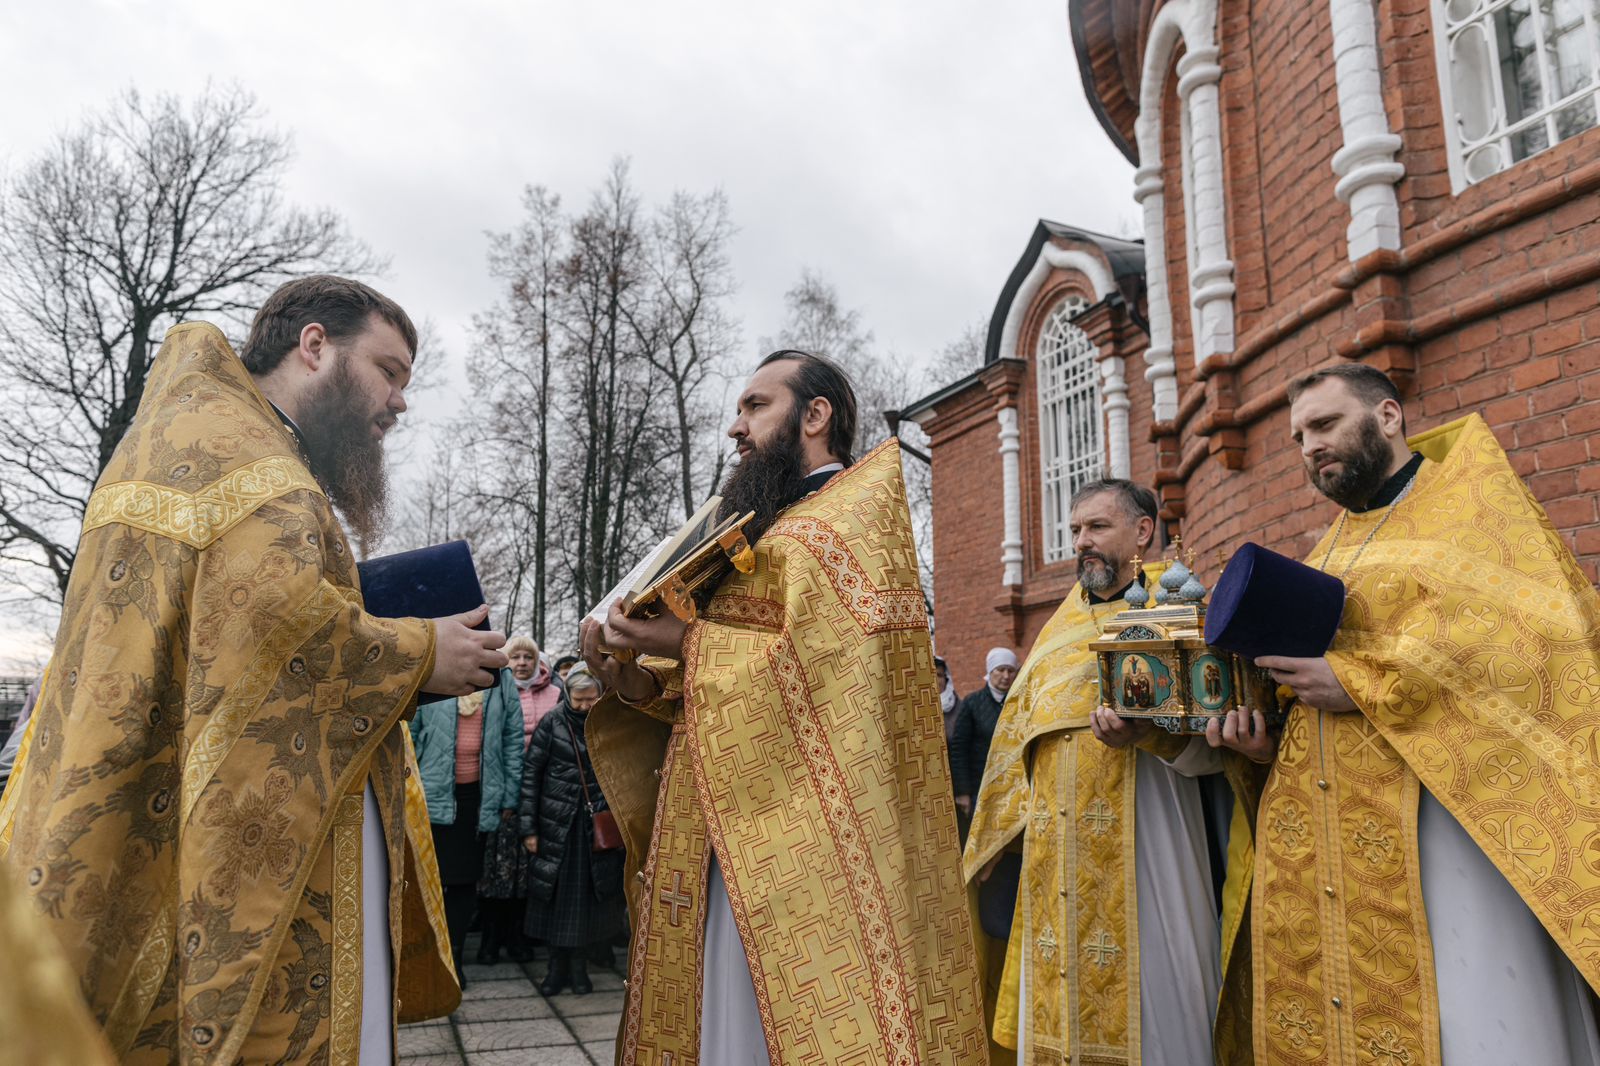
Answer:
(1211, 363, 1600, 1066)
(581, 350, 989, 1065)
(963, 479, 1258, 1065)
(1, 276, 508, 1063)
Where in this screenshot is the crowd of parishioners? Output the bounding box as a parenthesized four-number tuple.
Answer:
(409, 638, 627, 997)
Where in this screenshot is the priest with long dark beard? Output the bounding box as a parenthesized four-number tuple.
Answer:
(1, 277, 506, 1062)
(582, 350, 988, 1065)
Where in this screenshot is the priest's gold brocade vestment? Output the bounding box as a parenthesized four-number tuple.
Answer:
(1254, 414, 1600, 1065)
(0, 861, 116, 1065)
(0, 323, 459, 1063)
(588, 440, 990, 1064)
(964, 578, 1258, 1066)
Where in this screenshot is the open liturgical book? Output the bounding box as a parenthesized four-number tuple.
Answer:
(586, 496, 756, 659)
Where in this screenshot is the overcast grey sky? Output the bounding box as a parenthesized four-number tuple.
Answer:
(0, 0, 1133, 668)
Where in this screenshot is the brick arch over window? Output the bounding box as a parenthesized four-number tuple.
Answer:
(1035, 294, 1104, 564)
(1133, 0, 1235, 404)
(997, 245, 1132, 480)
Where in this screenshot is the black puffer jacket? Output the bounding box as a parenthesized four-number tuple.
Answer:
(516, 702, 624, 903)
(950, 685, 1006, 797)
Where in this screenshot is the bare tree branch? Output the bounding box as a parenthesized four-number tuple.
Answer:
(0, 83, 380, 602)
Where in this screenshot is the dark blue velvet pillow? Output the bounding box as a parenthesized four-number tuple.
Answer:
(358, 540, 492, 697)
(1204, 541, 1346, 660)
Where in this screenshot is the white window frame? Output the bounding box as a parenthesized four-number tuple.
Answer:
(1433, 0, 1600, 191)
(1036, 295, 1103, 564)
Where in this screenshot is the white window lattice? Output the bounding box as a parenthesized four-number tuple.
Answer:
(1037, 296, 1102, 564)
(1435, 0, 1600, 188)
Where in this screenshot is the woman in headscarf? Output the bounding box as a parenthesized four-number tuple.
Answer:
(518, 665, 627, 995)
(951, 646, 1020, 817)
(477, 635, 564, 963)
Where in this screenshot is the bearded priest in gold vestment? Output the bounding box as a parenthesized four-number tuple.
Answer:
(583, 350, 989, 1065)
(0, 277, 508, 1063)
(1214, 364, 1600, 1065)
(964, 479, 1261, 1066)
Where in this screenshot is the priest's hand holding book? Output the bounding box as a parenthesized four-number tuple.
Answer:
(358, 541, 508, 698)
(603, 600, 689, 661)
(579, 493, 757, 703)
(578, 605, 680, 704)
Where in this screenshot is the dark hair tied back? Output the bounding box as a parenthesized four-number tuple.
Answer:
(758, 349, 859, 465)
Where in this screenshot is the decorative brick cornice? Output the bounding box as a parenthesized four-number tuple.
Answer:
(981, 357, 1029, 409)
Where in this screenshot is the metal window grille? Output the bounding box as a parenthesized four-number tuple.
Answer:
(1434, 0, 1600, 188)
(1037, 296, 1102, 564)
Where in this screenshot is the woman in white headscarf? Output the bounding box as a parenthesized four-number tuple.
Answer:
(950, 647, 1019, 817)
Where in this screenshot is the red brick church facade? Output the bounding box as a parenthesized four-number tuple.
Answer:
(906, 0, 1600, 692)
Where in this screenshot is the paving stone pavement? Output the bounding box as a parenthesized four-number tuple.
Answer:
(399, 935, 622, 1066)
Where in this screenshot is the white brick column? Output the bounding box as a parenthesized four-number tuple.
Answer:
(1133, 161, 1179, 422)
(1133, 0, 1232, 392)
(1329, 0, 1405, 259)
(1177, 44, 1237, 364)
(1100, 355, 1131, 478)
(998, 406, 1023, 586)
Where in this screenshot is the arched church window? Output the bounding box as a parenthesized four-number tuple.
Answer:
(1036, 295, 1102, 564)
(1434, 0, 1600, 188)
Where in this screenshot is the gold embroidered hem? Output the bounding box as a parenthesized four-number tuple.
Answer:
(1253, 414, 1600, 1065)
(964, 585, 1132, 1063)
(2, 322, 455, 1063)
(593, 440, 989, 1064)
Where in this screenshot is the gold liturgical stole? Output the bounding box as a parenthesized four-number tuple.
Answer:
(0, 324, 456, 1064)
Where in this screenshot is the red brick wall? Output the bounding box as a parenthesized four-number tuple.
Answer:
(1108, 0, 1600, 591)
(924, 381, 1014, 692)
(1242, 0, 1347, 313)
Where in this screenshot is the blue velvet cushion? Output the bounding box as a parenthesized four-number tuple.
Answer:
(358, 539, 492, 697)
(1203, 541, 1346, 660)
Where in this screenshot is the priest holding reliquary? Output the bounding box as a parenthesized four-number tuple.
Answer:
(579, 350, 988, 1065)
(963, 478, 1262, 1066)
(1208, 364, 1600, 1066)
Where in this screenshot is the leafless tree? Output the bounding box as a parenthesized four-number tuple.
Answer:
(382, 441, 526, 632)
(0, 85, 377, 600)
(553, 161, 681, 617)
(463, 164, 742, 649)
(463, 185, 566, 642)
(627, 189, 740, 517)
(766, 270, 906, 459)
